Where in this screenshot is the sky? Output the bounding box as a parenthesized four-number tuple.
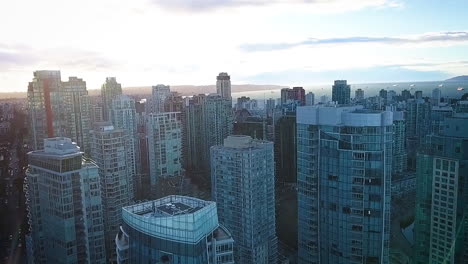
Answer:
(0, 0, 468, 92)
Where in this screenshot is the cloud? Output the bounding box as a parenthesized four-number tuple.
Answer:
(240, 31, 468, 52)
(150, 0, 402, 12)
(0, 43, 116, 71)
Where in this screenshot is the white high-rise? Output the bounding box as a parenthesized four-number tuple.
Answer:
(211, 135, 277, 264)
(306, 92, 315, 106)
(216, 72, 232, 100)
(147, 112, 183, 197)
(152, 84, 171, 113)
(109, 95, 138, 196)
(432, 88, 442, 106)
(101, 77, 123, 121)
(90, 122, 134, 262)
(25, 138, 106, 264)
(61, 76, 92, 154)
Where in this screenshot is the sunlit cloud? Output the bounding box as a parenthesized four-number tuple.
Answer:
(149, 0, 403, 12)
(241, 31, 468, 52)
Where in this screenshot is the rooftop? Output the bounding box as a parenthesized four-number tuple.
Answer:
(43, 137, 80, 155)
(122, 195, 219, 243)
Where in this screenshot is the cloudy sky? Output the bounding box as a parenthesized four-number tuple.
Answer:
(1, 0, 467, 92)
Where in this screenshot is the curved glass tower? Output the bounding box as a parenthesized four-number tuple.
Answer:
(297, 105, 393, 264)
(116, 195, 235, 264)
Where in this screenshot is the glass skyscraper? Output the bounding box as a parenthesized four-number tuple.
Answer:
(25, 138, 106, 264)
(414, 107, 468, 264)
(211, 136, 277, 264)
(296, 105, 393, 264)
(116, 195, 235, 264)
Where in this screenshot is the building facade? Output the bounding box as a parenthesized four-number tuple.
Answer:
(25, 138, 106, 264)
(90, 122, 134, 262)
(182, 93, 233, 174)
(116, 195, 235, 264)
(216, 72, 232, 100)
(146, 112, 183, 197)
(274, 114, 297, 184)
(355, 89, 365, 102)
(152, 84, 171, 113)
(331, 80, 351, 105)
(61, 77, 92, 155)
(27, 71, 64, 150)
(296, 105, 392, 264)
(211, 136, 277, 264)
(109, 95, 139, 197)
(101, 77, 122, 121)
(414, 110, 468, 264)
(281, 87, 306, 106)
(392, 111, 407, 175)
(306, 92, 315, 106)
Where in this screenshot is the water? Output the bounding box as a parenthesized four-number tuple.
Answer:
(232, 81, 468, 107)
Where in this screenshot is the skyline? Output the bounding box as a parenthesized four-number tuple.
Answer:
(1, 0, 468, 92)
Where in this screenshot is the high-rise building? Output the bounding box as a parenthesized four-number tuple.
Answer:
(152, 84, 171, 113)
(182, 94, 233, 175)
(109, 95, 139, 197)
(401, 89, 412, 101)
(25, 138, 106, 264)
(183, 95, 206, 173)
(320, 95, 330, 104)
(91, 105, 104, 124)
(135, 99, 151, 199)
(216, 72, 232, 100)
(414, 110, 468, 264)
(27, 71, 64, 150)
(392, 111, 407, 175)
(355, 88, 365, 101)
(430, 105, 453, 134)
(406, 98, 432, 170)
(431, 88, 442, 106)
(61, 76, 92, 154)
(146, 112, 183, 197)
(387, 90, 396, 103)
(211, 136, 277, 264)
(274, 113, 297, 184)
(415, 90, 423, 100)
(296, 105, 393, 264)
(379, 89, 388, 100)
(28, 71, 94, 153)
(101, 77, 122, 121)
(332, 80, 351, 105)
(115, 195, 235, 264)
(90, 122, 134, 261)
(281, 87, 306, 106)
(306, 92, 315, 106)
(203, 95, 233, 169)
(266, 98, 276, 118)
(164, 92, 185, 113)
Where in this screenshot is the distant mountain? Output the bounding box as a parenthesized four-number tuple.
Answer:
(445, 76, 468, 82)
